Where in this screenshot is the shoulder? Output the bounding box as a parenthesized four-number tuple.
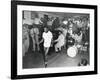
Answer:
(42, 32, 45, 38)
(43, 32, 45, 35)
(48, 31, 52, 34)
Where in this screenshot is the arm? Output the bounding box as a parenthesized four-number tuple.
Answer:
(39, 38, 44, 44)
(71, 34, 75, 39)
(39, 33, 44, 44)
(54, 38, 58, 42)
(54, 35, 60, 42)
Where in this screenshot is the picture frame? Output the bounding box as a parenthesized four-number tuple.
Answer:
(11, 0, 98, 79)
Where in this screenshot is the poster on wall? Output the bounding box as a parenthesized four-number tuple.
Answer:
(11, 0, 97, 79)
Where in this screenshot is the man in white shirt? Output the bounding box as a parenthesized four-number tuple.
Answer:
(55, 27, 68, 49)
(40, 27, 53, 67)
(54, 31, 65, 52)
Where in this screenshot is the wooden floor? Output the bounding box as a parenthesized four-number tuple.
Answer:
(23, 48, 89, 69)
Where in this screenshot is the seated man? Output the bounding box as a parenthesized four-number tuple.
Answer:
(72, 31, 83, 44)
(54, 31, 65, 52)
(55, 27, 68, 49)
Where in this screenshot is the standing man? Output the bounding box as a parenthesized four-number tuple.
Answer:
(22, 24, 30, 57)
(30, 27, 35, 51)
(40, 27, 53, 67)
(33, 27, 40, 51)
(52, 17, 60, 29)
(30, 27, 40, 52)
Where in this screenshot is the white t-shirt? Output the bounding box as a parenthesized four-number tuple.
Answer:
(42, 31, 53, 47)
(55, 34, 65, 47)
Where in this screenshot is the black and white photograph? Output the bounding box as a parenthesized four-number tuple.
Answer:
(22, 11, 90, 68)
(11, 1, 97, 79)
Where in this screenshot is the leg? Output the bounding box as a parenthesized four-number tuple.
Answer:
(35, 35, 40, 51)
(26, 35, 29, 52)
(43, 47, 46, 67)
(55, 44, 58, 52)
(45, 47, 49, 55)
(32, 38, 36, 51)
(44, 47, 50, 68)
(24, 37, 29, 55)
(22, 44, 25, 57)
(59, 46, 61, 51)
(37, 42, 40, 51)
(64, 39, 66, 49)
